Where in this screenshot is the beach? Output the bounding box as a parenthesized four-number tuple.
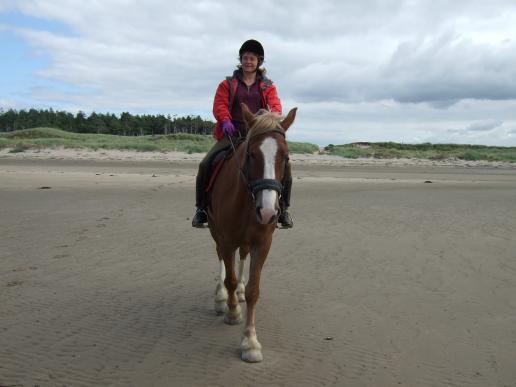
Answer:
(1, 150, 515, 386)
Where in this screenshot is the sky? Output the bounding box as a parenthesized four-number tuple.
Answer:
(1, 0, 516, 146)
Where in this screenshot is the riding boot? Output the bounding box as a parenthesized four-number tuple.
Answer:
(278, 161, 293, 228)
(192, 160, 209, 228)
(192, 208, 208, 227)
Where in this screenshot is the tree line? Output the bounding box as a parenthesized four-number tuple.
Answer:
(0, 108, 216, 136)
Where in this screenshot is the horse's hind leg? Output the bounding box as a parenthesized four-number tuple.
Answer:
(236, 246, 249, 303)
(214, 257, 228, 315)
(219, 246, 242, 325)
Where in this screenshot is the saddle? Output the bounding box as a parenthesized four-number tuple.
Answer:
(205, 140, 241, 193)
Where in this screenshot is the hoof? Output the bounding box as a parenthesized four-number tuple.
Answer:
(241, 334, 262, 362)
(224, 313, 242, 325)
(241, 349, 263, 363)
(214, 301, 227, 315)
(224, 304, 242, 325)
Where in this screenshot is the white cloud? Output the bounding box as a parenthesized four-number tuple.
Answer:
(2, 0, 516, 145)
(465, 119, 503, 132)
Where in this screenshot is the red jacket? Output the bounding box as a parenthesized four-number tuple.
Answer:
(212, 75, 282, 140)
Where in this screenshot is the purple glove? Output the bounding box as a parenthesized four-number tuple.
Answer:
(222, 119, 236, 136)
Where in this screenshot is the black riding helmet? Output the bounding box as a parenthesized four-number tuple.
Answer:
(239, 39, 264, 63)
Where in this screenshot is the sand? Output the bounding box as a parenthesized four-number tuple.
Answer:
(2, 147, 516, 169)
(1, 150, 515, 387)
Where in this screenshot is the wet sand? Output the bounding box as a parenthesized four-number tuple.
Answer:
(1, 157, 515, 386)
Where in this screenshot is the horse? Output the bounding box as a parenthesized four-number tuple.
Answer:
(208, 103, 297, 362)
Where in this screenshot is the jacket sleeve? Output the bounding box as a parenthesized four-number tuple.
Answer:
(265, 84, 282, 115)
(213, 80, 232, 123)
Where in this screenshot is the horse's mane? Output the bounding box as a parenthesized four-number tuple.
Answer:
(246, 109, 285, 140)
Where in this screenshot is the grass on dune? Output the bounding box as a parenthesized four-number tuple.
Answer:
(2, 128, 515, 162)
(0, 127, 320, 155)
(0, 128, 216, 154)
(286, 141, 319, 154)
(324, 142, 516, 163)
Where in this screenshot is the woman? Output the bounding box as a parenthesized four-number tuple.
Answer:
(192, 39, 293, 228)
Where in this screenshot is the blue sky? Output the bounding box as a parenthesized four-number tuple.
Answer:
(0, 10, 86, 108)
(0, 25, 47, 103)
(2, 1, 516, 146)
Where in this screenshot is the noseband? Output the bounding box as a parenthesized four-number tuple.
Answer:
(228, 127, 285, 203)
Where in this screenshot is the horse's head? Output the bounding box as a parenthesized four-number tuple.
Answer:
(241, 103, 297, 225)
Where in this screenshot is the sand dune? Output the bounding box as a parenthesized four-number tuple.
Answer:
(2, 147, 516, 169)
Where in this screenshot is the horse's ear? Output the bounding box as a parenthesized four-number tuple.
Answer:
(241, 103, 256, 127)
(280, 107, 297, 131)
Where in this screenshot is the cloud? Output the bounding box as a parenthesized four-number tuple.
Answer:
(288, 99, 516, 146)
(2, 0, 516, 145)
(5, 1, 516, 105)
(465, 119, 503, 132)
(284, 34, 516, 105)
(0, 98, 32, 110)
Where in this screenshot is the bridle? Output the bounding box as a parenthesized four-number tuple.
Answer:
(227, 126, 285, 203)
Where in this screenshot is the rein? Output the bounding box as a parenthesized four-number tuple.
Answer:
(227, 125, 285, 202)
(227, 134, 249, 188)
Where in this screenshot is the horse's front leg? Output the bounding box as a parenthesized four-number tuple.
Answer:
(220, 247, 242, 325)
(236, 247, 249, 303)
(241, 240, 271, 363)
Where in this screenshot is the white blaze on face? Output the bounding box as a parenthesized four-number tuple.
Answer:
(259, 137, 278, 214)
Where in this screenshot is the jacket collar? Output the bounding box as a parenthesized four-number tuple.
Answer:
(233, 69, 266, 84)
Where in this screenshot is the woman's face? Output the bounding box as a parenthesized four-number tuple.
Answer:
(241, 52, 259, 73)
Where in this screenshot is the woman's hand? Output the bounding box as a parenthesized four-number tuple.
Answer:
(222, 120, 237, 136)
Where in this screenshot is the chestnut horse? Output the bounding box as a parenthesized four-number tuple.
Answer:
(208, 103, 297, 362)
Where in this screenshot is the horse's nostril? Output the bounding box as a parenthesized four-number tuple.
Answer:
(255, 206, 262, 221)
